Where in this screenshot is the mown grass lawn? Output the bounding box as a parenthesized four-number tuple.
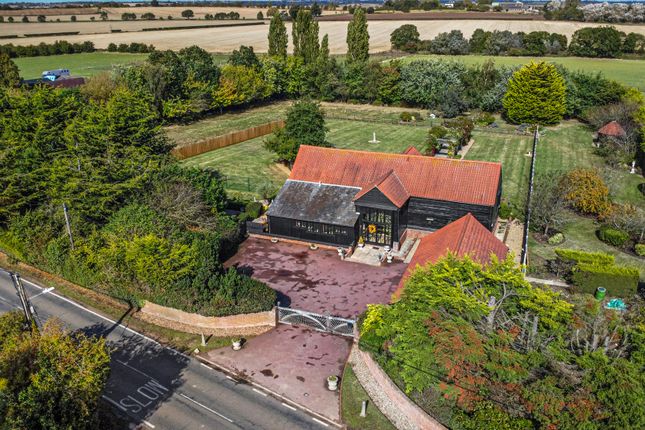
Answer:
(341, 365, 396, 430)
(396, 54, 645, 91)
(15, 52, 149, 79)
(179, 117, 429, 198)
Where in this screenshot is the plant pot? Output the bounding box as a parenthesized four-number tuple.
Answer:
(358, 243, 364, 248)
(327, 375, 338, 391)
(309, 243, 318, 250)
(270, 238, 279, 243)
(232, 340, 242, 351)
(386, 254, 393, 264)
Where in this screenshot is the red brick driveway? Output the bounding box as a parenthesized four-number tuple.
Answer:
(225, 238, 406, 318)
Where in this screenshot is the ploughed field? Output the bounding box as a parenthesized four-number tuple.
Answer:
(4, 19, 645, 54)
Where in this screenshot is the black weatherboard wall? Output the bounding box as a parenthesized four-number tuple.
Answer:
(268, 216, 356, 246)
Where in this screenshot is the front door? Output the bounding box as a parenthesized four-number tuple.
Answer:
(359, 208, 393, 246)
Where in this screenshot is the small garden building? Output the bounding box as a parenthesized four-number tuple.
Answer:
(266, 146, 502, 248)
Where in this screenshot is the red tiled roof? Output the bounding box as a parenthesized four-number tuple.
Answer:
(598, 121, 626, 137)
(353, 170, 410, 208)
(289, 146, 502, 206)
(402, 146, 422, 156)
(393, 214, 508, 300)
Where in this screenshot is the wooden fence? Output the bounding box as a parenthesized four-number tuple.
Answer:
(172, 119, 285, 160)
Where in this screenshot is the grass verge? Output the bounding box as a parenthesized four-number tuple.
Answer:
(341, 365, 396, 430)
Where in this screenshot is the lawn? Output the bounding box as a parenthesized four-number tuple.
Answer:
(396, 54, 645, 91)
(179, 117, 428, 197)
(15, 51, 230, 80)
(341, 365, 396, 430)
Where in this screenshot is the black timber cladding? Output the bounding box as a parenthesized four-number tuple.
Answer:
(267, 180, 360, 226)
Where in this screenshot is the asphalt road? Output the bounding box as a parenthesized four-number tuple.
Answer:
(0, 269, 329, 430)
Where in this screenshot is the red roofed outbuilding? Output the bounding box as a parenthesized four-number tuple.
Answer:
(393, 213, 508, 299)
(598, 121, 626, 138)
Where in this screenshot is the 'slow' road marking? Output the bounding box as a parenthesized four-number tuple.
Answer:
(102, 395, 126, 412)
(282, 402, 297, 411)
(253, 388, 268, 397)
(312, 417, 330, 427)
(179, 393, 234, 423)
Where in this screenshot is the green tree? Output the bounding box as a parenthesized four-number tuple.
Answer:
(229, 45, 261, 69)
(390, 24, 420, 51)
(181, 9, 194, 19)
(292, 9, 319, 65)
(346, 7, 369, 66)
(268, 13, 288, 59)
(0, 53, 19, 88)
(264, 100, 330, 163)
(502, 61, 566, 125)
(569, 26, 623, 58)
(211, 64, 269, 109)
(0, 312, 110, 430)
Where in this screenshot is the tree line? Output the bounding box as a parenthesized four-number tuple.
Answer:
(391, 24, 645, 57)
(0, 40, 95, 58)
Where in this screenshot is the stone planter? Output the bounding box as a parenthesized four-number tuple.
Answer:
(327, 375, 338, 391)
(309, 243, 319, 250)
(232, 339, 242, 351)
(270, 238, 279, 244)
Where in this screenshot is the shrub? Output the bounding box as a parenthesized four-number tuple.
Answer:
(475, 112, 495, 126)
(561, 169, 611, 217)
(635, 244, 645, 256)
(571, 263, 639, 297)
(399, 111, 416, 122)
(548, 233, 565, 245)
(597, 226, 630, 247)
(245, 201, 263, 219)
(554, 248, 615, 265)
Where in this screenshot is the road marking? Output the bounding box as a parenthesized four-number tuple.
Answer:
(0, 294, 20, 310)
(116, 359, 161, 383)
(312, 417, 330, 427)
(143, 420, 156, 429)
(179, 393, 234, 423)
(226, 375, 236, 382)
(253, 388, 268, 397)
(282, 402, 297, 411)
(200, 363, 210, 369)
(102, 395, 126, 412)
(29, 287, 55, 299)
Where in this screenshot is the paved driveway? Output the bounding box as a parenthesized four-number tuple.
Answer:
(226, 238, 406, 318)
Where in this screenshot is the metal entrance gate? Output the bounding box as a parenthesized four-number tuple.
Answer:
(277, 307, 355, 337)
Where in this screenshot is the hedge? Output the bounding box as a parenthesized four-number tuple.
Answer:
(571, 263, 640, 297)
(597, 226, 629, 247)
(554, 248, 615, 265)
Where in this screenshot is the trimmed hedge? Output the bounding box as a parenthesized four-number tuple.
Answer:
(597, 226, 630, 247)
(636, 244, 645, 257)
(554, 248, 615, 265)
(571, 263, 639, 297)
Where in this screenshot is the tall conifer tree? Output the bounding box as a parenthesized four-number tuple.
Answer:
(268, 13, 288, 58)
(346, 7, 369, 66)
(292, 9, 319, 65)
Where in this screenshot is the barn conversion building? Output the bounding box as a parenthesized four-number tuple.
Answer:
(266, 146, 503, 249)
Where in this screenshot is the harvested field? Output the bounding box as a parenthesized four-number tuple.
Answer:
(5, 20, 645, 54)
(319, 11, 542, 21)
(0, 20, 263, 38)
(100, 6, 345, 20)
(0, 7, 99, 16)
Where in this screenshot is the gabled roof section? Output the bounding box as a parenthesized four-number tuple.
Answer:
(393, 214, 508, 300)
(353, 170, 409, 208)
(598, 121, 626, 137)
(402, 146, 422, 156)
(289, 146, 502, 207)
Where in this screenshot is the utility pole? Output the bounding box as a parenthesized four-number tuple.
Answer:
(63, 203, 74, 250)
(10, 272, 39, 330)
(520, 126, 539, 271)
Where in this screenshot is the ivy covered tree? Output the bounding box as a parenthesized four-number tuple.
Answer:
(268, 13, 288, 59)
(0, 312, 110, 429)
(502, 61, 566, 125)
(264, 100, 331, 163)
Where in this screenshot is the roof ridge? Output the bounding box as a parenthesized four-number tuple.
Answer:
(299, 145, 502, 168)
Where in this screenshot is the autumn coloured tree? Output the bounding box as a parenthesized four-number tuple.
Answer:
(502, 61, 566, 125)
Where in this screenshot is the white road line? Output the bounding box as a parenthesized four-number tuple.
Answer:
(179, 393, 234, 423)
(200, 363, 210, 369)
(312, 417, 330, 427)
(0, 294, 20, 310)
(282, 402, 297, 411)
(115, 359, 162, 384)
(225, 375, 237, 382)
(252, 388, 268, 397)
(29, 287, 55, 299)
(143, 420, 156, 429)
(101, 395, 126, 412)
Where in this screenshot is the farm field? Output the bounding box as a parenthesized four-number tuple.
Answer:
(398, 54, 645, 91)
(5, 19, 645, 54)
